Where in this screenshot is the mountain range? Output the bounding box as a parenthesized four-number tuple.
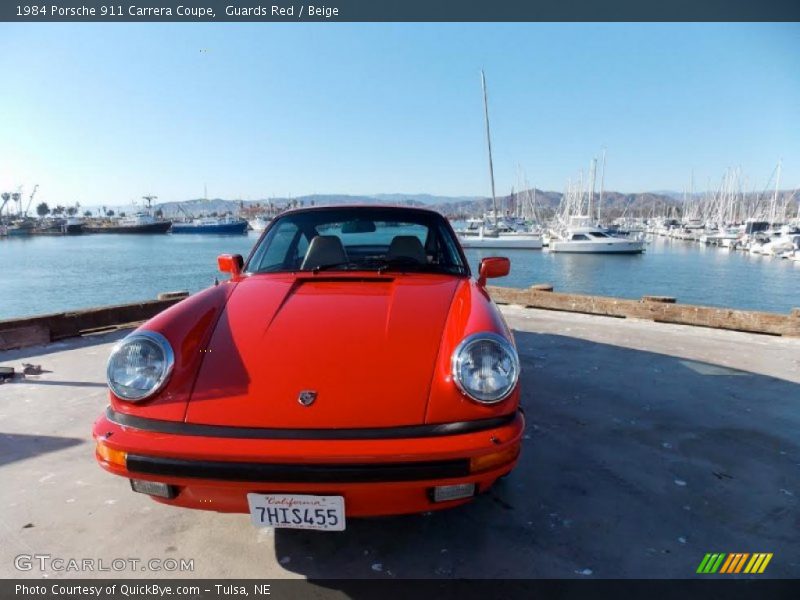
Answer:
(83, 188, 795, 220)
(150, 190, 685, 220)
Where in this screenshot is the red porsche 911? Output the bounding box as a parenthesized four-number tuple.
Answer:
(93, 206, 524, 530)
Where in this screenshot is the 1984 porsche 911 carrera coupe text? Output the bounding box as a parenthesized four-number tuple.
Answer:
(93, 206, 524, 530)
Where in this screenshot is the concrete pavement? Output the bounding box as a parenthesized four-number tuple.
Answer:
(1, 306, 798, 579)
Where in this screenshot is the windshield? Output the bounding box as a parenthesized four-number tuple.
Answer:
(247, 208, 468, 276)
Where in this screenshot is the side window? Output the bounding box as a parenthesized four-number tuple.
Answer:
(252, 221, 300, 272)
(435, 222, 459, 264)
(571, 234, 590, 241)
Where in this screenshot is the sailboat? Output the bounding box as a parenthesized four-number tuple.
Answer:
(459, 225, 544, 249)
(457, 71, 543, 251)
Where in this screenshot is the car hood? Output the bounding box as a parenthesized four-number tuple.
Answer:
(184, 273, 461, 428)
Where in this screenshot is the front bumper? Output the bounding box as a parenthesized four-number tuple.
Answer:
(93, 408, 524, 517)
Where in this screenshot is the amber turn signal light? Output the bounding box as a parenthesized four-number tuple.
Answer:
(469, 444, 520, 474)
(96, 440, 127, 467)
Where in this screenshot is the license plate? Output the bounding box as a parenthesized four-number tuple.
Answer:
(246, 493, 346, 531)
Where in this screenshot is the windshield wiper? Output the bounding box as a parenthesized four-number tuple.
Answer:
(307, 259, 462, 275)
(376, 258, 448, 274)
(308, 261, 358, 273)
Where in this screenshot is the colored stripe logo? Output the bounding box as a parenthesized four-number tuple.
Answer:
(697, 553, 772, 574)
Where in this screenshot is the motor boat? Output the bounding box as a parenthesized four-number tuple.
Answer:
(549, 217, 644, 254)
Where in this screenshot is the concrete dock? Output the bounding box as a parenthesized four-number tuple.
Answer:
(1, 306, 798, 579)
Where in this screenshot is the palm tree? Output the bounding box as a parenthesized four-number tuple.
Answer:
(36, 202, 50, 217)
(66, 206, 77, 216)
(11, 192, 21, 214)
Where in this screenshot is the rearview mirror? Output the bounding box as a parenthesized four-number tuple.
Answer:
(341, 219, 376, 234)
(217, 254, 243, 277)
(477, 257, 510, 287)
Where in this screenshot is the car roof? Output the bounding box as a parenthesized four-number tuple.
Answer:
(274, 204, 445, 218)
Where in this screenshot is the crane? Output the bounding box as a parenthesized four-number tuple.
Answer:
(24, 184, 39, 217)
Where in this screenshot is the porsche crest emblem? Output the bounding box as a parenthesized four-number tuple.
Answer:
(298, 390, 317, 406)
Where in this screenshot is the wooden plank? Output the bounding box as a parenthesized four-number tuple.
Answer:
(0, 292, 190, 350)
(0, 287, 795, 351)
(0, 324, 51, 351)
(488, 285, 798, 337)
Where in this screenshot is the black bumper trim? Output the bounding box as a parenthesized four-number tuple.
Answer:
(126, 455, 471, 483)
(105, 407, 519, 441)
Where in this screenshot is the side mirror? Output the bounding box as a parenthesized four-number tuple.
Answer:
(217, 254, 244, 277)
(477, 257, 510, 287)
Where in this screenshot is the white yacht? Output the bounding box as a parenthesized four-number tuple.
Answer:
(549, 217, 645, 254)
(760, 228, 800, 257)
(456, 217, 492, 236)
(248, 215, 271, 232)
(699, 227, 740, 246)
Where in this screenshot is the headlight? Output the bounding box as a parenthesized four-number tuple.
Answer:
(107, 331, 174, 402)
(451, 332, 519, 404)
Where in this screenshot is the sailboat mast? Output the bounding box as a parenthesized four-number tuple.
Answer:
(770, 159, 781, 226)
(598, 148, 606, 224)
(481, 70, 498, 230)
(588, 158, 597, 222)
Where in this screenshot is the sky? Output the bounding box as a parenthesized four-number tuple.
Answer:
(1, 23, 799, 208)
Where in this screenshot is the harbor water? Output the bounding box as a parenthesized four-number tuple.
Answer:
(0, 233, 798, 320)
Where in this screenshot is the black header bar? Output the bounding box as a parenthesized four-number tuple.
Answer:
(3, 0, 800, 23)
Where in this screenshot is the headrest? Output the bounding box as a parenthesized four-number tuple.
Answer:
(387, 235, 427, 264)
(301, 235, 348, 270)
